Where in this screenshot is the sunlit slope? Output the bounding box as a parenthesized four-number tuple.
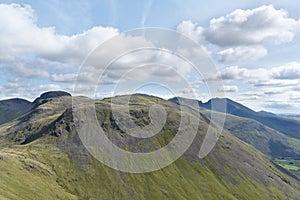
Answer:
(0, 93, 299, 200)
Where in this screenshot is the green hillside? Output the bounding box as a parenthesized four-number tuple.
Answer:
(0, 98, 32, 125)
(201, 111, 300, 159)
(0, 93, 299, 199)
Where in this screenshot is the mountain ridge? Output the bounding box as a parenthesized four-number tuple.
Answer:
(0, 91, 72, 126)
(0, 93, 299, 199)
(169, 96, 300, 140)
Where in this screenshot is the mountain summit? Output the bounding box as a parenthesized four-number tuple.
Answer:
(38, 91, 71, 99)
(33, 91, 71, 106)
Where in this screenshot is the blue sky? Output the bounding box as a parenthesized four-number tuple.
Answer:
(0, 0, 300, 114)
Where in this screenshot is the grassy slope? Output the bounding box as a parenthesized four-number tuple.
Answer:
(1, 136, 299, 200)
(200, 110, 300, 181)
(223, 114, 300, 158)
(170, 97, 300, 140)
(199, 110, 300, 159)
(170, 97, 300, 180)
(206, 98, 300, 140)
(0, 143, 77, 200)
(274, 159, 300, 171)
(0, 109, 27, 126)
(273, 158, 300, 181)
(0, 94, 299, 199)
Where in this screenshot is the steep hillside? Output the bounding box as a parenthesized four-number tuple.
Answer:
(0, 93, 299, 199)
(169, 97, 300, 159)
(0, 98, 32, 125)
(0, 91, 71, 126)
(169, 97, 300, 140)
(201, 110, 300, 159)
(204, 98, 300, 140)
(0, 92, 72, 144)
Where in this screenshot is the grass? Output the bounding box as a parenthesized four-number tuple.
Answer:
(0, 144, 77, 200)
(201, 110, 300, 159)
(274, 159, 300, 171)
(0, 131, 299, 200)
(0, 140, 284, 199)
(0, 94, 300, 199)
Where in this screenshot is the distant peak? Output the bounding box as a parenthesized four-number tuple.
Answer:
(0, 98, 31, 104)
(208, 97, 230, 102)
(169, 96, 203, 103)
(258, 110, 277, 116)
(32, 91, 71, 107)
(0, 98, 32, 110)
(39, 91, 71, 99)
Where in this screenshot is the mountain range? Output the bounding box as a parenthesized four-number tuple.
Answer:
(0, 91, 299, 199)
(170, 97, 300, 140)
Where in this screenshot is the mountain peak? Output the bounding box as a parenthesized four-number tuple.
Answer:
(32, 91, 71, 107)
(38, 91, 71, 99)
(0, 98, 31, 109)
(206, 97, 254, 113)
(0, 98, 32, 125)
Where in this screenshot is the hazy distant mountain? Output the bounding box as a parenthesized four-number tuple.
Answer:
(169, 97, 300, 159)
(0, 92, 299, 199)
(0, 91, 72, 126)
(205, 110, 300, 159)
(281, 115, 300, 123)
(170, 97, 300, 140)
(0, 98, 32, 125)
(257, 110, 277, 116)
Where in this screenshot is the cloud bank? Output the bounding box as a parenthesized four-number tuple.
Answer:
(177, 5, 300, 63)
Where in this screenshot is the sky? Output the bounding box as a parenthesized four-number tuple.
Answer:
(0, 0, 300, 114)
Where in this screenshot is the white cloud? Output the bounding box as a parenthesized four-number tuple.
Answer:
(50, 73, 77, 82)
(176, 87, 198, 99)
(205, 5, 300, 47)
(0, 4, 119, 64)
(105, 49, 193, 82)
(216, 63, 300, 113)
(218, 46, 267, 63)
(176, 20, 204, 42)
(1, 4, 198, 90)
(1, 57, 63, 82)
(38, 84, 62, 91)
(264, 101, 296, 110)
(289, 93, 300, 101)
(7, 62, 49, 80)
(219, 85, 238, 93)
(176, 5, 300, 64)
(0, 82, 62, 100)
(271, 62, 300, 79)
(220, 66, 269, 81)
(14, 64, 49, 79)
(218, 63, 300, 83)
